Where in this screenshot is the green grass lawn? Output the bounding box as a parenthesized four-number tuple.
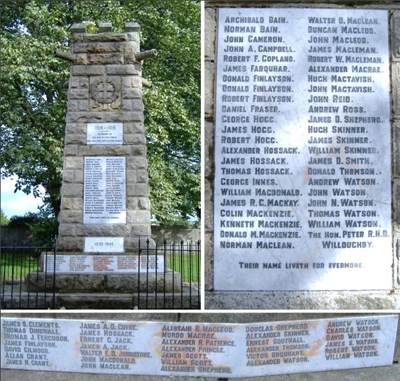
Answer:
(167, 253, 200, 283)
(1, 253, 39, 281)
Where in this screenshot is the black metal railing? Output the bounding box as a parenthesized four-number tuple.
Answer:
(0, 239, 201, 310)
(1, 241, 57, 309)
(137, 239, 201, 309)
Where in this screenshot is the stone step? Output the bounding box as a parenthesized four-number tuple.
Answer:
(2, 364, 400, 381)
(25, 271, 182, 293)
(58, 292, 199, 309)
(1, 290, 200, 309)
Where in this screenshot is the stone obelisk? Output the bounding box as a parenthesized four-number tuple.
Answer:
(56, 22, 155, 253)
(24, 23, 186, 308)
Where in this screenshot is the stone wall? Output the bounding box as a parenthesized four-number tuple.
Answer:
(0, 226, 31, 244)
(151, 226, 200, 243)
(0, 225, 200, 244)
(204, 0, 400, 309)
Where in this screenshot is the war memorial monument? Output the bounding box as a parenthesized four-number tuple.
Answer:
(20, 22, 187, 309)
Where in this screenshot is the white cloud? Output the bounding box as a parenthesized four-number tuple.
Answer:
(1, 177, 44, 218)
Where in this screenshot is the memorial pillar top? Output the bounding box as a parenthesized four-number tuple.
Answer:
(55, 22, 157, 69)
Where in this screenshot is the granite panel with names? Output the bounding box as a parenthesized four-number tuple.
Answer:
(214, 8, 392, 291)
(84, 156, 126, 224)
(1, 315, 398, 377)
(43, 254, 164, 273)
(87, 123, 123, 144)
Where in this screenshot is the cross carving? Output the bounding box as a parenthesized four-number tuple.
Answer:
(97, 82, 115, 103)
(89, 77, 120, 110)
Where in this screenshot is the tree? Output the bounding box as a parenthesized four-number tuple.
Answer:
(0, 0, 200, 225)
(1, 209, 9, 225)
(1, 1, 69, 215)
(8, 207, 58, 244)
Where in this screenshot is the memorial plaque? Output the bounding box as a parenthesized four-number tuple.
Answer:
(214, 8, 392, 290)
(84, 156, 126, 224)
(87, 123, 123, 145)
(1, 315, 398, 377)
(44, 254, 164, 273)
(84, 237, 124, 253)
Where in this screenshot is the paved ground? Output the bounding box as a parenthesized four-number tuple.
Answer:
(1, 282, 200, 309)
(2, 365, 400, 381)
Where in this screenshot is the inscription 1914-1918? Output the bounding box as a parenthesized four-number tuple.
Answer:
(214, 8, 392, 291)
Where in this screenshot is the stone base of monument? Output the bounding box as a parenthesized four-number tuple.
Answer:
(1, 290, 199, 309)
(25, 271, 181, 293)
(25, 251, 180, 292)
(3, 278, 198, 309)
(9, 252, 199, 309)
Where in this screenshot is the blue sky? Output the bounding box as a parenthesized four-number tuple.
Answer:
(1, 177, 44, 219)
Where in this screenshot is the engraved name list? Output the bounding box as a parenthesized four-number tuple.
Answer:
(214, 8, 392, 291)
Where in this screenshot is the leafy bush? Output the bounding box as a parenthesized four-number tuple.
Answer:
(8, 207, 58, 245)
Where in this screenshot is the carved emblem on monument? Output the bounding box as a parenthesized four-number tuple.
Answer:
(90, 77, 121, 110)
